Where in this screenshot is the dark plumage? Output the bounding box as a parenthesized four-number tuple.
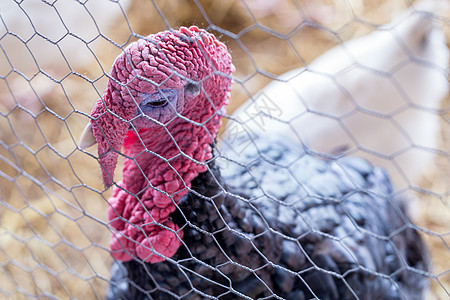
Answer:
(106, 136, 429, 299)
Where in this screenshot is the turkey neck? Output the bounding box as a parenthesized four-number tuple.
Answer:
(120, 105, 222, 205)
(107, 111, 223, 263)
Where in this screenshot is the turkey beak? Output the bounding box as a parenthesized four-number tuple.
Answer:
(79, 122, 97, 149)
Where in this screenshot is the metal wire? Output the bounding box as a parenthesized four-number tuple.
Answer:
(0, 0, 448, 299)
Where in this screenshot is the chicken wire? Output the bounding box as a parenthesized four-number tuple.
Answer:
(0, 0, 448, 299)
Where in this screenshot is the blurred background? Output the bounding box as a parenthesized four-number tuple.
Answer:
(0, 0, 448, 298)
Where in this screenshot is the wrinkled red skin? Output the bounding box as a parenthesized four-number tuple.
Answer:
(89, 26, 234, 263)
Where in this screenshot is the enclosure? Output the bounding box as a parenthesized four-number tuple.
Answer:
(0, 0, 448, 299)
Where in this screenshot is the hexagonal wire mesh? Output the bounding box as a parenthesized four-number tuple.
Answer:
(0, 0, 448, 299)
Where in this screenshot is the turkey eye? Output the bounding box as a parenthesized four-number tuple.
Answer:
(138, 89, 179, 116)
(144, 93, 170, 108)
(146, 99, 168, 107)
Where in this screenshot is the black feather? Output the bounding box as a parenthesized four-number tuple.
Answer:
(106, 136, 429, 300)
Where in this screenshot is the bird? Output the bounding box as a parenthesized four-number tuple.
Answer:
(222, 1, 449, 190)
(79, 26, 429, 299)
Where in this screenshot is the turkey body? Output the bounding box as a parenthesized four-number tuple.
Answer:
(78, 25, 429, 300)
(106, 135, 429, 300)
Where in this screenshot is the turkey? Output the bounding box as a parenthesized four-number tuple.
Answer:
(79, 26, 429, 299)
(222, 1, 449, 189)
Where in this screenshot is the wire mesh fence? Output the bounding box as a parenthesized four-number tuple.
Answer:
(0, 0, 448, 299)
